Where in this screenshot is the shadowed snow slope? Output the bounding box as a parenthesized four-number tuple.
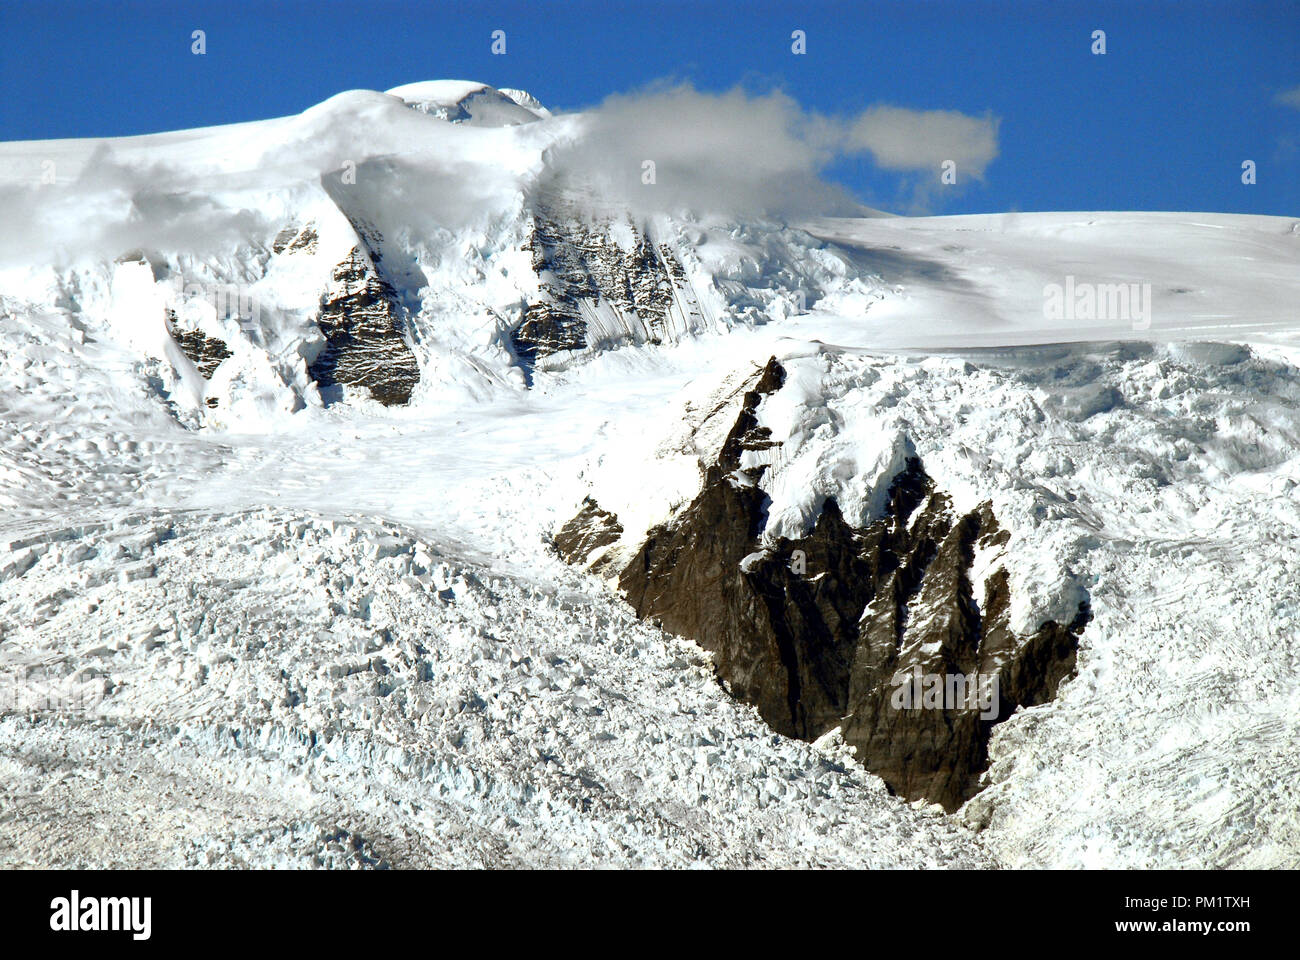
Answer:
(1, 83, 1298, 868)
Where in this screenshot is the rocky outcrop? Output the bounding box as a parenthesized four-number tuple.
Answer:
(310, 245, 419, 406)
(559, 357, 1089, 812)
(510, 207, 698, 367)
(165, 309, 231, 379)
(554, 498, 624, 571)
(271, 222, 319, 256)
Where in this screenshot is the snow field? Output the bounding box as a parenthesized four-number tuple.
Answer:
(0, 509, 990, 868)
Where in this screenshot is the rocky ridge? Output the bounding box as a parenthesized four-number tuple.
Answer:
(557, 357, 1090, 811)
(510, 203, 703, 369)
(306, 228, 420, 407)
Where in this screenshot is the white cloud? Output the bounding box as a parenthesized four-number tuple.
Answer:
(0, 147, 279, 266)
(847, 106, 1000, 178)
(547, 83, 1001, 218)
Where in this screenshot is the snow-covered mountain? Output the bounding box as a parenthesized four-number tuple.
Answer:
(1, 82, 1298, 868)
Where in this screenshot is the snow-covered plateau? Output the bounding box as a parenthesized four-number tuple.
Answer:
(1, 81, 1297, 868)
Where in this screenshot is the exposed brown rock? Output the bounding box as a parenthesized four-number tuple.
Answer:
(310, 246, 420, 406)
(553, 498, 623, 572)
(165, 309, 232, 379)
(271, 222, 319, 256)
(510, 207, 697, 368)
(559, 356, 1089, 812)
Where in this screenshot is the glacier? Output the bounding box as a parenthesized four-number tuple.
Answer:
(1, 81, 1298, 868)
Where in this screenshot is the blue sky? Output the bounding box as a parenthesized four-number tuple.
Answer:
(1, 0, 1296, 215)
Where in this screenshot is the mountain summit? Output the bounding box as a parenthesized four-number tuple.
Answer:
(384, 80, 549, 125)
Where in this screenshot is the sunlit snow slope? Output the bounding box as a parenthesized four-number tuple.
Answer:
(1, 82, 1298, 868)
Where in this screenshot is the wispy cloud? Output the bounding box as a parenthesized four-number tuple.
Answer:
(548, 82, 1000, 218)
(0, 145, 277, 265)
(1275, 86, 1300, 109)
(847, 106, 1000, 179)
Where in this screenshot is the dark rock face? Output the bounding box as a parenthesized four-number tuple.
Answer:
(271, 222, 319, 256)
(165, 309, 232, 379)
(831, 494, 1088, 812)
(310, 245, 420, 406)
(554, 498, 624, 571)
(560, 356, 1089, 812)
(510, 207, 697, 368)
